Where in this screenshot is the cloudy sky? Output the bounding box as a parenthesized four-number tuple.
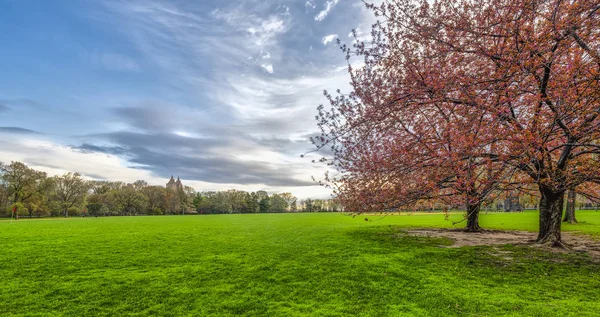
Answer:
(0, 0, 374, 198)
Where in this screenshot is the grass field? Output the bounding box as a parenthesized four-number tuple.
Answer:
(1, 211, 600, 316)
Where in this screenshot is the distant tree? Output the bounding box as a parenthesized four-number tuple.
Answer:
(245, 192, 260, 213)
(211, 191, 233, 214)
(259, 196, 270, 213)
(24, 191, 51, 218)
(67, 206, 81, 217)
(1, 161, 52, 204)
(7, 202, 27, 218)
(132, 180, 148, 191)
(181, 186, 197, 214)
(303, 199, 314, 212)
(148, 207, 163, 215)
(328, 199, 342, 212)
(86, 193, 105, 217)
(290, 200, 298, 212)
(54, 172, 89, 217)
(192, 192, 203, 212)
(313, 200, 324, 212)
(225, 189, 247, 214)
(90, 181, 112, 195)
(256, 190, 268, 201)
(0, 184, 9, 211)
(270, 194, 288, 213)
(193, 192, 211, 214)
(165, 190, 181, 214)
(279, 193, 297, 212)
(142, 186, 167, 214)
(99, 205, 110, 216)
(112, 185, 147, 215)
(197, 192, 217, 214)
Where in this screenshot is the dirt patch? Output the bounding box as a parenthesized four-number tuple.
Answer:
(406, 229, 600, 258)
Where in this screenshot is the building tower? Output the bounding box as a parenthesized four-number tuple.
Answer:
(166, 176, 184, 191)
(175, 177, 183, 191)
(166, 176, 176, 191)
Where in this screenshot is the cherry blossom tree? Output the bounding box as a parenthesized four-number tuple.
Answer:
(316, 0, 599, 245)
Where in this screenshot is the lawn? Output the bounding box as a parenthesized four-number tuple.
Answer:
(1, 211, 599, 316)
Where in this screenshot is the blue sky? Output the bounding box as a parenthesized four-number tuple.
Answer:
(0, 0, 374, 198)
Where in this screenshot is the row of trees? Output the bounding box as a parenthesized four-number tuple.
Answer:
(0, 161, 338, 218)
(194, 190, 341, 214)
(0, 161, 196, 217)
(315, 0, 600, 246)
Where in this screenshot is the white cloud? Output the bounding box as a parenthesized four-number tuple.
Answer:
(213, 10, 287, 48)
(322, 34, 338, 45)
(347, 24, 372, 43)
(277, 5, 291, 16)
(261, 64, 274, 74)
(315, 0, 340, 21)
(0, 137, 154, 182)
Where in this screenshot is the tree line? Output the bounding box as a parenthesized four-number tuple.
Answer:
(0, 161, 340, 218)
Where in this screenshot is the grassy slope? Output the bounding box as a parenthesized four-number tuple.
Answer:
(0, 211, 599, 316)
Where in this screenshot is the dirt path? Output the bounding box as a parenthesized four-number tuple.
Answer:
(406, 229, 600, 258)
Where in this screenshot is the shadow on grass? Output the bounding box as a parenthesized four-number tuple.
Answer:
(341, 225, 600, 316)
(348, 225, 600, 269)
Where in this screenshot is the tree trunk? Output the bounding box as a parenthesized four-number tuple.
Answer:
(465, 203, 481, 232)
(536, 186, 565, 246)
(563, 189, 577, 224)
(64, 207, 68, 218)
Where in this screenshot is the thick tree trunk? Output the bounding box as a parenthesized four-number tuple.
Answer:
(536, 186, 565, 246)
(64, 207, 68, 218)
(465, 203, 481, 232)
(563, 189, 578, 224)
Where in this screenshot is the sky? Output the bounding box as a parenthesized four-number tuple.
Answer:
(0, 0, 375, 199)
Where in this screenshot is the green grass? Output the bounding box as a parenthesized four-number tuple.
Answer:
(1, 211, 599, 316)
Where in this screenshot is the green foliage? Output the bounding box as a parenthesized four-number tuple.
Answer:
(99, 205, 110, 216)
(112, 186, 148, 215)
(148, 207, 163, 215)
(1, 212, 600, 316)
(67, 206, 80, 217)
(304, 198, 315, 212)
(54, 172, 89, 217)
(1, 161, 52, 205)
(269, 194, 287, 213)
(192, 192, 203, 211)
(6, 202, 27, 217)
(245, 192, 260, 213)
(259, 196, 270, 213)
(86, 203, 103, 216)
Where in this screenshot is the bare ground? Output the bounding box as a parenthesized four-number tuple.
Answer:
(406, 229, 600, 258)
